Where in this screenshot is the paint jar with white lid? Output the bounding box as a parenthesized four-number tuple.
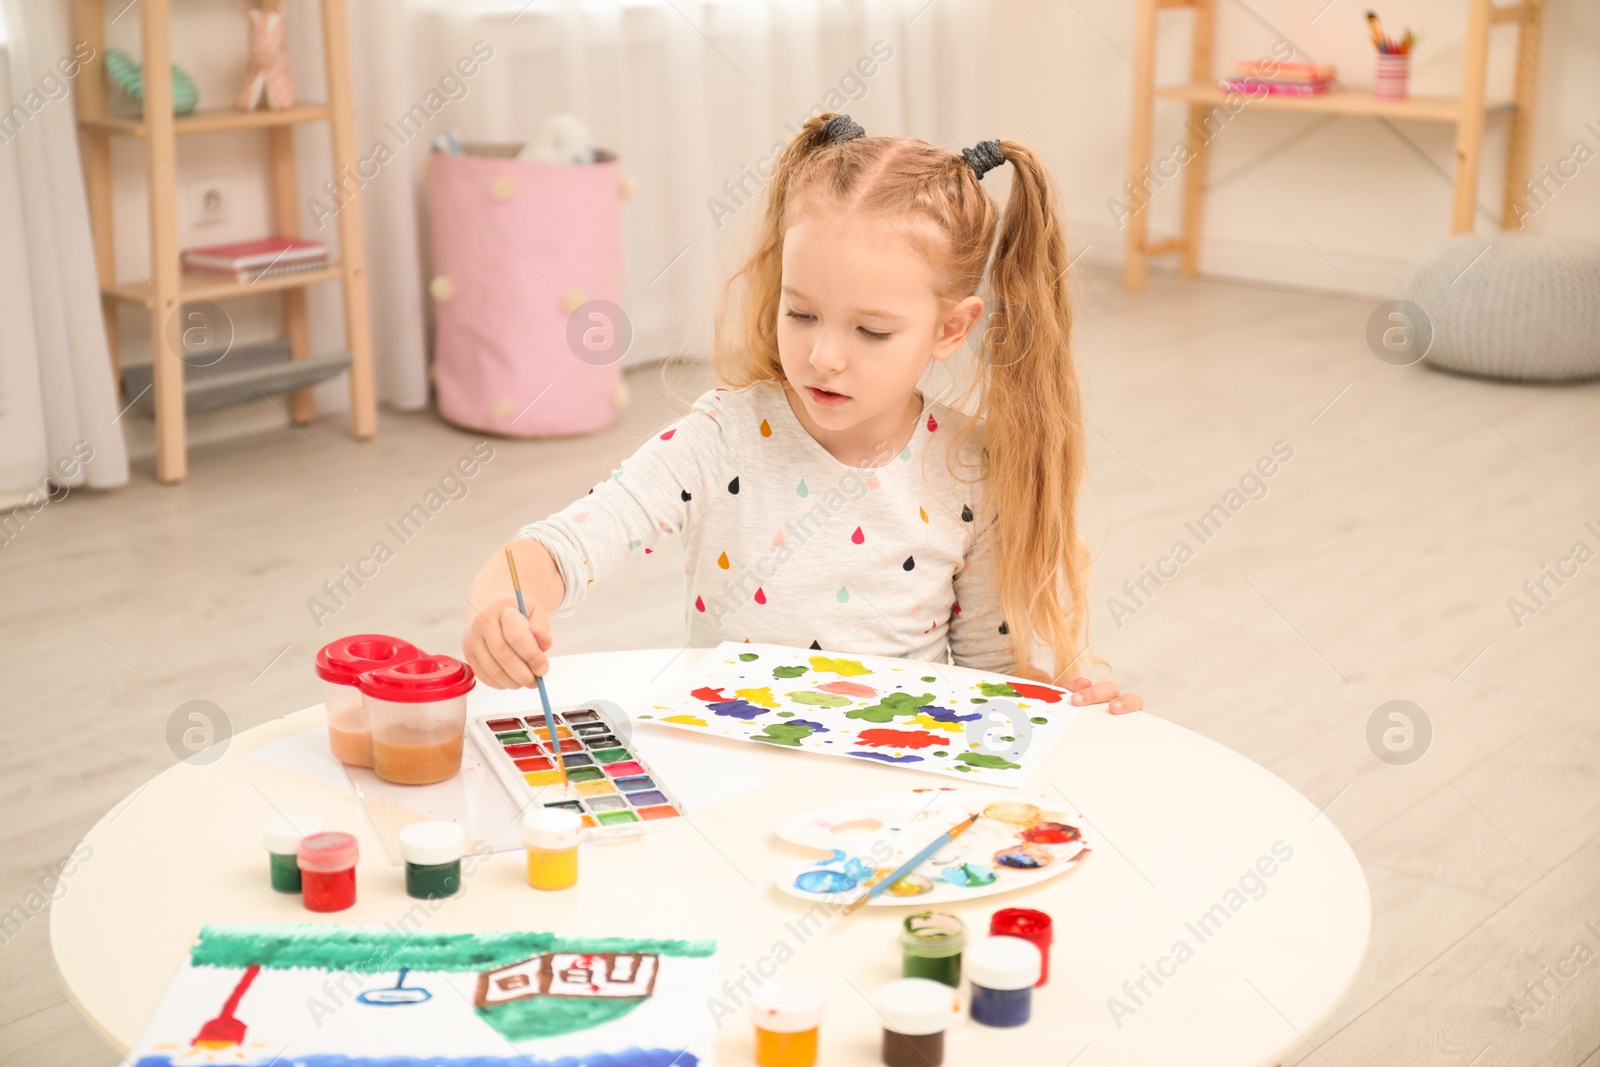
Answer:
(967, 935, 1042, 1027)
(399, 821, 466, 899)
(750, 977, 823, 1067)
(262, 812, 323, 893)
(875, 977, 958, 1067)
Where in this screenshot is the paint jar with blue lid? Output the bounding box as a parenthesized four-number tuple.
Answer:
(399, 821, 465, 899)
(262, 812, 324, 893)
(967, 935, 1042, 1027)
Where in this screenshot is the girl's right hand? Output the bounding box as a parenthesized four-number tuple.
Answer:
(463, 594, 553, 689)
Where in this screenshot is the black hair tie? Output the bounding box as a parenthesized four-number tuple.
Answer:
(822, 114, 865, 144)
(962, 139, 1006, 179)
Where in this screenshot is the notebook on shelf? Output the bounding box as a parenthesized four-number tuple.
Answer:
(181, 236, 330, 279)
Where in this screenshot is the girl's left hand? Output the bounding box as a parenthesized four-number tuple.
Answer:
(1065, 677, 1143, 715)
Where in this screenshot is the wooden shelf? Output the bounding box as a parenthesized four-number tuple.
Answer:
(1122, 0, 1546, 290)
(78, 104, 332, 139)
(103, 263, 346, 307)
(1152, 83, 1515, 123)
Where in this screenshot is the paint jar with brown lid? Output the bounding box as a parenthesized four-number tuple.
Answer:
(875, 977, 958, 1067)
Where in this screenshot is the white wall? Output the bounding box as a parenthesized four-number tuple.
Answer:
(993, 0, 1599, 296)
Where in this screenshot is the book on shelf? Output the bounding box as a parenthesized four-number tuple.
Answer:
(180, 236, 329, 276)
(1219, 77, 1330, 96)
(1235, 60, 1336, 82)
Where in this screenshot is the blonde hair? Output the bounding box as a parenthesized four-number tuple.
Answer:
(711, 114, 1101, 683)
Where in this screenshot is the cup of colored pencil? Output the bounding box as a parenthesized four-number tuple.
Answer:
(1366, 10, 1416, 100)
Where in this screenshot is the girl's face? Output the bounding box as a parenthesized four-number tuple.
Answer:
(777, 211, 981, 436)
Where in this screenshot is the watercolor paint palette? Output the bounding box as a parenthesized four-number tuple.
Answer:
(469, 700, 687, 835)
(638, 642, 1080, 786)
(775, 788, 1093, 907)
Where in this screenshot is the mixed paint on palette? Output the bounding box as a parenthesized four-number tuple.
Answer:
(776, 789, 1093, 908)
(639, 643, 1078, 785)
(126, 924, 717, 1067)
(469, 701, 687, 833)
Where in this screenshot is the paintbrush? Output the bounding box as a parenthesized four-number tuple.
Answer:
(1366, 9, 1386, 50)
(505, 547, 568, 789)
(843, 812, 981, 915)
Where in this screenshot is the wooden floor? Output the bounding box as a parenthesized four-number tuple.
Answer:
(3, 265, 1597, 1064)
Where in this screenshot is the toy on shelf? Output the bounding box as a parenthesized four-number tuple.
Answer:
(104, 49, 198, 115)
(236, 6, 295, 111)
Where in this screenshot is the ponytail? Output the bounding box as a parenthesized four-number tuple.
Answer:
(969, 141, 1101, 683)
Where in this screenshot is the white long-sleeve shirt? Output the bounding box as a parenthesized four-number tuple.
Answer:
(516, 380, 1013, 671)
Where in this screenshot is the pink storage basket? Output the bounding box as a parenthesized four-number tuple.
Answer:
(427, 149, 625, 437)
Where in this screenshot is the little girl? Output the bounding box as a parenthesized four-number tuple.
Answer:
(463, 113, 1141, 715)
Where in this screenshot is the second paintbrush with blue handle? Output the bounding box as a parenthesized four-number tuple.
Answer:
(844, 812, 981, 914)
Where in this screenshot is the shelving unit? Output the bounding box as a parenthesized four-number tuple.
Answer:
(71, 0, 376, 483)
(1122, 0, 1546, 290)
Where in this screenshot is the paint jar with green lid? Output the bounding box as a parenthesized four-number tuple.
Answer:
(900, 912, 965, 988)
(262, 812, 324, 893)
(399, 821, 466, 899)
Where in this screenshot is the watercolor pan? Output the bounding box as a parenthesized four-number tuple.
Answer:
(636, 805, 679, 821)
(469, 699, 688, 838)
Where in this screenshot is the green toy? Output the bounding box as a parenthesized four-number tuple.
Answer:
(104, 49, 199, 115)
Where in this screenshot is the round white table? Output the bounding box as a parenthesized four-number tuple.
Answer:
(51, 648, 1369, 1066)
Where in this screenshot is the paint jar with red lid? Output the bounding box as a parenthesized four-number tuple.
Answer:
(314, 635, 422, 767)
(298, 831, 359, 912)
(357, 655, 476, 785)
(989, 908, 1053, 985)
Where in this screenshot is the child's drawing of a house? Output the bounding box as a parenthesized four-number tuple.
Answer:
(474, 953, 659, 1007)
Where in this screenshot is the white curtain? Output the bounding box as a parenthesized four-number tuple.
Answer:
(0, 0, 129, 504)
(323, 0, 995, 412)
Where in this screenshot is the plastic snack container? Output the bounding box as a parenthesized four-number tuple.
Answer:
(314, 635, 422, 766)
(357, 655, 476, 785)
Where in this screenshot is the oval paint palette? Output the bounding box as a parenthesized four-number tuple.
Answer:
(775, 788, 1092, 907)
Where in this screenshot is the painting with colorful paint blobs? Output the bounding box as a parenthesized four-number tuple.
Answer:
(124, 924, 717, 1067)
(469, 699, 688, 834)
(776, 788, 1093, 908)
(638, 642, 1079, 785)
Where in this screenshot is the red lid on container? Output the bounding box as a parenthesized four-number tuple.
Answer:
(297, 831, 359, 872)
(356, 654, 476, 703)
(315, 635, 423, 685)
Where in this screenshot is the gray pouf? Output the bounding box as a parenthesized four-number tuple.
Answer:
(1400, 233, 1600, 382)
